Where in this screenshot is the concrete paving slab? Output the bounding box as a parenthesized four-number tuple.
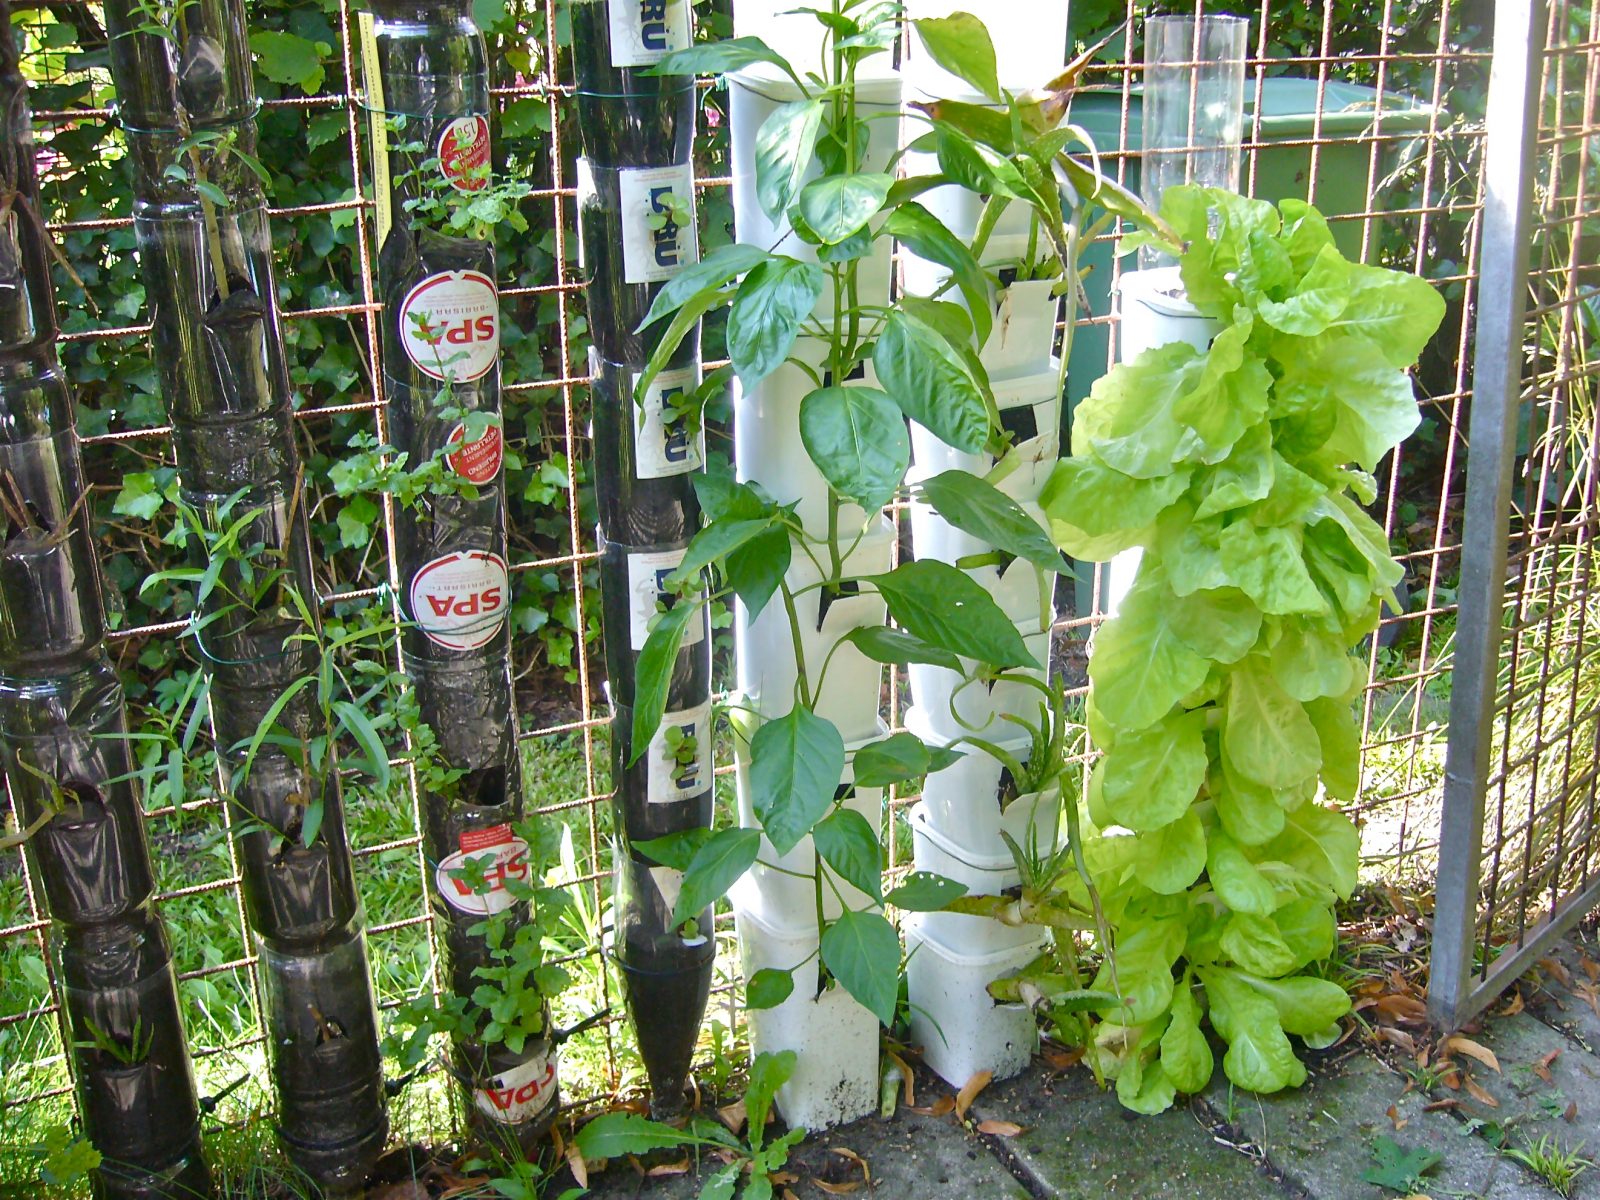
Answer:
(1524, 929, 1600, 1054)
(1201, 1049, 1556, 1200)
(970, 1064, 1288, 1200)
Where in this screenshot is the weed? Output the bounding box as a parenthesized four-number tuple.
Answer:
(1504, 1134, 1593, 1196)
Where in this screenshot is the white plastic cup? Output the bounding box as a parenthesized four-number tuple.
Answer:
(908, 803, 1051, 955)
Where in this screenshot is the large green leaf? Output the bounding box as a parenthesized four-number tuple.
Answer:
(1264, 804, 1359, 900)
(1039, 457, 1190, 560)
(670, 516, 777, 586)
(672, 827, 761, 924)
(798, 385, 909, 512)
(750, 707, 846, 856)
(841, 627, 962, 673)
(725, 525, 792, 623)
(851, 731, 963, 788)
(813, 808, 883, 903)
(869, 560, 1034, 669)
(1133, 808, 1206, 894)
(1167, 587, 1262, 664)
(757, 99, 824, 221)
(728, 259, 824, 387)
(1100, 709, 1207, 832)
(652, 36, 803, 87)
(820, 909, 900, 1025)
(1087, 578, 1210, 734)
(1217, 523, 1326, 617)
(1326, 263, 1446, 368)
(873, 309, 990, 454)
(574, 1112, 696, 1160)
(628, 603, 695, 765)
(1160, 976, 1214, 1093)
(1223, 658, 1322, 790)
(1201, 967, 1307, 1094)
(883, 202, 992, 346)
(795, 172, 893, 244)
(1207, 833, 1277, 916)
(1238, 972, 1351, 1036)
(1275, 334, 1421, 472)
(884, 871, 968, 910)
(638, 242, 770, 331)
(911, 13, 1001, 101)
(917, 470, 1069, 573)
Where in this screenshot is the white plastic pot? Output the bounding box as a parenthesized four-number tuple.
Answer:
(906, 623, 1051, 741)
(736, 516, 892, 741)
(733, 337, 872, 538)
(900, 0, 1068, 95)
(907, 709, 1061, 860)
(729, 65, 901, 313)
(731, 874, 880, 1130)
(1104, 267, 1224, 616)
(905, 915, 1044, 1088)
(734, 722, 886, 926)
(907, 363, 1060, 502)
(908, 801, 1053, 956)
(903, 235, 1063, 381)
(731, 0, 901, 90)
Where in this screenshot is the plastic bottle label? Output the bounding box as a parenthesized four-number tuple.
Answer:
(626, 547, 704, 651)
(436, 823, 531, 916)
(632, 364, 703, 477)
(607, 0, 689, 67)
(410, 550, 508, 651)
(446, 416, 504, 484)
(438, 115, 492, 192)
(473, 1047, 558, 1124)
(400, 270, 500, 382)
(646, 699, 713, 803)
(619, 163, 697, 284)
(574, 159, 593, 271)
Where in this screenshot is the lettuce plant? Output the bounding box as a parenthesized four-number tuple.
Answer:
(1039, 185, 1446, 1111)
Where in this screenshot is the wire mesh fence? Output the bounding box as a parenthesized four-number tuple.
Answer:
(0, 0, 1558, 1166)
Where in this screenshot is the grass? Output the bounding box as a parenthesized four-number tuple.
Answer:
(1504, 1134, 1593, 1197)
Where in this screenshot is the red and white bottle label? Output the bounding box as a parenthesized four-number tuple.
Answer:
(473, 1047, 558, 1125)
(410, 550, 508, 651)
(400, 270, 499, 383)
(607, 0, 689, 67)
(438, 115, 492, 192)
(633, 364, 703, 478)
(619, 163, 698, 285)
(626, 547, 704, 652)
(436, 823, 530, 916)
(446, 416, 504, 484)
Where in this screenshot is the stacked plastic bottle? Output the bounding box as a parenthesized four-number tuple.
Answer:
(101, 0, 388, 1187)
(572, 0, 713, 1122)
(360, 0, 558, 1149)
(0, 19, 211, 1197)
(720, 0, 901, 1131)
(895, 8, 1071, 1089)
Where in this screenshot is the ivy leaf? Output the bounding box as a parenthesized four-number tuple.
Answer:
(820, 909, 900, 1026)
(884, 871, 968, 911)
(917, 470, 1068, 574)
(798, 385, 909, 512)
(750, 706, 845, 856)
(500, 97, 552, 137)
(868, 560, 1034, 670)
(874, 309, 990, 454)
(728, 258, 824, 387)
(795, 172, 893, 245)
(813, 808, 882, 903)
(851, 731, 963, 788)
(746, 967, 795, 1010)
(1362, 1137, 1442, 1193)
(911, 13, 1001, 101)
(673, 827, 761, 925)
(250, 31, 327, 93)
(113, 471, 168, 520)
(756, 99, 824, 220)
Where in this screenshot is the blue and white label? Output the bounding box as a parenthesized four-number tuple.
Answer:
(607, 0, 689, 67)
(625, 547, 705, 651)
(646, 699, 713, 803)
(633, 364, 703, 478)
(619, 163, 697, 284)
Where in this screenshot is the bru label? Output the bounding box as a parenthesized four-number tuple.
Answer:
(473, 1048, 558, 1124)
(625, 547, 704, 652)
(607, 0, 689, 67)
(410, 550, 508, 651)
(438, 115, 492, 192)
(645, 699, 712, 803)
(446, 416, 504, 484)
(435, 823, 530, 916)
(618, 163, 697, 285)
(632, 364, 702, 478)
(400, 270, 499, 383)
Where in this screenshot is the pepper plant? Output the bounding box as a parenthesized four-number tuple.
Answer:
(1031, 185, 1447, 1111)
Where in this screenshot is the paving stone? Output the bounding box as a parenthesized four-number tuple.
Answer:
(971, 1064, 1288, 1200)
(1202, 1048, 1556, 1200)
(1523, 930, 1600, 1053)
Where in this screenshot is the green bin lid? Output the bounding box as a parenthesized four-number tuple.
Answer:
(1067, 77, 1437, 150)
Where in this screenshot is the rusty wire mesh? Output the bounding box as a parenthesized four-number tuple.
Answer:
(0, 0, 1525, 1158)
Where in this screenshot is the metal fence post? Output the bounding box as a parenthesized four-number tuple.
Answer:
(1428, 0, 1548, 1029)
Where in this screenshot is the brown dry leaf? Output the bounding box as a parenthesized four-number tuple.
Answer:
(1573, 982, 1600, 1017)
(1541, 956, 1574, 987)
(909, 1095, 956, 1118)
(812, 1180, 862, 1195)
(782, 1191, 801, 1200)
(646, 1158, 690, 1178)
(718, 1098, 748, 1135)
(1444, 1036, 1501, 1073)
(1376, 1027, 1418, 1056)
(1375, 994, 1429, 1024)
(1386, 1104, 1407, 1131)
(563, 1134, 589, 1191)
(770, 1171, 799, 1185)
(1422, 1099, 1461, 1112)
(1462, 1076, 1499, 1107)
(955, 1070, 993, 1120)
(1534, 1048, 1561, 1083)
(885, 1049, 916, 1109)
(1439, 1069, 1463, 1091)
(830, 1147, 871, 1184)
(1042, 1045, 1086, 1071)
(1581, 954, 1600, 983)
(1566, 1101, 1579, 1123)
(1497, 990, 1526, 1017)
(977, 1119, 1026, 1137)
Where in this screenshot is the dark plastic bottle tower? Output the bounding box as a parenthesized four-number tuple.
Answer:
(361, 0, 558, 1149)
(100, 0, 388, 1189)
(574, 0, 713, 1121)
(0, 15, 211, 1198)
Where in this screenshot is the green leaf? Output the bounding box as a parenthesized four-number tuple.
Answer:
(1305, 696, 1360, 802)
(1363, 1137, 1442, 1193)
(1213, 758, 1287, 846)
(798, 386, 910, 512)
(332, 699, 390, 789)
(1092, 918, 1185, 1024)
(671, 516, 777, 586)
(1087, 577, 1210, 734)
(638, 242, 770, 331)
(1202, 967, 1307, 1094)
(883, 202, 992, 346)
(1133, 808, 1206, 894)
(911, 13, 1001, 101)
(653, 36, 801, 86)
(1238, 972, 1350, 1036)
(113, 472, 168, 520)
(756, 99, 824, 220)
(745, 1050, 798, 1149)
(1326, 264, 1447, 369)
(632, 828, 713, 871)
(629, 603, 696, 766)
(918, 470, 1068, 574)
(869, 560, 1034, 670)
(673, 827, 761, 924)
(820, 909, 900, 1026)
(1223, 658, 1322, 790)
(795, 172, 893, 245)
(1207, 834, 1278, 916)
(1039, 457, 1189, 560)
(1272, 897, 1338, 971)
(1217, 523, 1326, 617)
(728, 258, 824, 386)
(813, 808, 883, 902)
(699, 1163, 743, 1200)
(750, 706, 846, 856)
(727, 526, 793, 623)
(1160, 976, 1214, 1093)
(1100, 708, 1207, 832)
(1269, 620, 1356, 702)
(1167, 587, 1262, 664)
(746, 968, 795, 1010)
(841, 627, 962, 674)
(1256, 244, 1351, 337)
(885, 870, 969, 910)
(1275, 334, 1422, 472)
(499, 97, 552, 137)
(1220, 912, 1298, 976)
(873, 309, 990, 454)
(574, 1112, 694, 1160)
(1265, 805, 1359, 900)
(250, 30, 326, 93)
(851, 731, 963, 788)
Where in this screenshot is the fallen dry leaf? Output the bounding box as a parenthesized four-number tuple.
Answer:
(1386, 1104, 1407, 1131)
(564, 1135, 589, 1190)
(909, 1095, 956, 1118)
(770, 1171, 799, 1185)
(1042, 1045, 1086, 1071)
(812, 1180, 861, 1195)
(956, 1070, 993, 1120)
(1445, 1036, 1501, 1073)
(646, 1157, 690, 1178)
(1375, 994, 1429, 1024)
(1376, 1027, 1418, 1056)
(885, 1049, 915, 1108)
(1422, 1098, 1461, 1112)
(1573, 981, 1600, 1017)
(1534, 1048, 1561, 1083)
(977, 1119, 1026, 1137)
(1566, 1101, 1579, 1122)
(1541, 956, 1574, 987)
(1497, 989, 1525, 1017)
(1462, 1075, 1499, 1107)
(718, 1098, 748, 1135)
(1581, 954, 1599, 983)
(782, 1191, 801, 1200)
(829, 1147, 871, 1184)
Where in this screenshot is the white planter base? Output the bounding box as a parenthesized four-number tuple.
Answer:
(909, 802, 1052, 955)
(732, 875, 880, 1130)
(905, 915, 1044, 1089)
